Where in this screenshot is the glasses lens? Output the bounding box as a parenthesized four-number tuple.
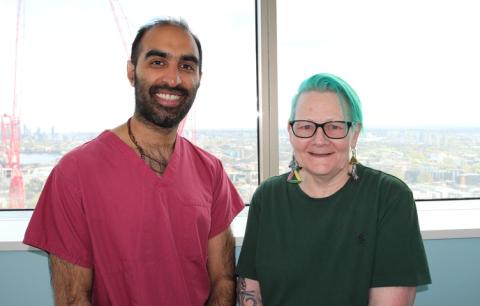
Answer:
(293, 121, 316, 138)
(324, 121, 349, 139)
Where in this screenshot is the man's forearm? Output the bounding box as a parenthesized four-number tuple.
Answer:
(49, 255, 93, 306)
(206, 277, 236, 306)
(206, 228, 237, 305)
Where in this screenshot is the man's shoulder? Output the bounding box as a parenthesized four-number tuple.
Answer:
(57, 131, 114, 167)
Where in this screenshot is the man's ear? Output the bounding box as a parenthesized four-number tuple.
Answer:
(127, 61, 135, 86)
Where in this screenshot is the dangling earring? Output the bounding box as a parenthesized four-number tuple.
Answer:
(287, 155, 302, 183)
(349, 147, 359, 181)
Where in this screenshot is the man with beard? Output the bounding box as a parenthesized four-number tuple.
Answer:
(23, 18, 244, 306)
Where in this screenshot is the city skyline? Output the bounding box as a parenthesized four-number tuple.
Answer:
(1, 126, 479, 209)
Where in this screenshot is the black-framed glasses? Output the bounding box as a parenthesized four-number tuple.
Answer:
(289, 120, 353, 139)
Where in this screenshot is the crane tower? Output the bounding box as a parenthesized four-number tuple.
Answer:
(1, 0, 25, 208)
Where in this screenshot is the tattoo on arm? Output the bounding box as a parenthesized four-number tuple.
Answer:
(237, 277, 260, 306)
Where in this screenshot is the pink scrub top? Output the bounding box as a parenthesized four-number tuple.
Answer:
(24, 131, 245, 306)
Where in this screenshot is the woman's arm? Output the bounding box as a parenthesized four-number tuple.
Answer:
(368, 286, 416, 306)
(237, 277, 263, 306)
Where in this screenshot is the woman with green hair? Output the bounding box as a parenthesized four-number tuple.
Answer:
(236, 73, 431, 306)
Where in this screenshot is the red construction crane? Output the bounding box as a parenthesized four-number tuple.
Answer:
(107, 0, 132, 57)
(1, 0, 25, 208)
(0, 1, 199, 209)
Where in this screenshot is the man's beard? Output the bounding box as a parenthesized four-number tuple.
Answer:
(134, 76, 198, 129)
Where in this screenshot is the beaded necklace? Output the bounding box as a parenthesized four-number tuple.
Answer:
(127, 117, 168, 175)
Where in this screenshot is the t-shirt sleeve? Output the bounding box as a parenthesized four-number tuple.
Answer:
(23, 157, 93, 268)
(235, 185, 262, 280)
(208, 159, 245, 238)
(371, 179, 431, 287)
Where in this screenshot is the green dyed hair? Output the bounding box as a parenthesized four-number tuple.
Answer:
(289, 73, 363, 128)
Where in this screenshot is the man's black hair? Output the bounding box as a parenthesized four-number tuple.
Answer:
(130, 18, 202, 73)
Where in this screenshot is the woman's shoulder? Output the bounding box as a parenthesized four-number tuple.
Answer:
(359, 164, 412, 194)
(249, 173, 291, 210)
(251, 172, 290, 198)
(259, 172, 290, 188)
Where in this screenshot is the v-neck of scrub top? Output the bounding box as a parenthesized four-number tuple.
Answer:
(98, 130, 180, 187)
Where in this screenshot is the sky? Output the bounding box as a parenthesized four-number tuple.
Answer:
(276, 0, 480, 129)
(1, 0, 479, 134)
(0, 0, 257, 133)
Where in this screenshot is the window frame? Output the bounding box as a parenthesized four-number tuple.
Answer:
(1, 0, 480, 251)
(254, 0, 480, 243)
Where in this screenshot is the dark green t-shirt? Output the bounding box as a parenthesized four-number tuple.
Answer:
(236, 164, 431, 306)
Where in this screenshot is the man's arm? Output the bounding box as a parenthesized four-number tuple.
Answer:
(205, 227, 236, 306)
(237, 277, 263, 306)
(368, 286, 416, 306)
(49, 254, 93, 306)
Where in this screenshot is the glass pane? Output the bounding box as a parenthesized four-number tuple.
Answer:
(277, 0, 480, 199)
(0, 0, 257, 209)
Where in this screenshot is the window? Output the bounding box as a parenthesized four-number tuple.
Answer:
(0, 0, 257, 209)
(277, 0, 480, 201)
(1, 0, 479, 247)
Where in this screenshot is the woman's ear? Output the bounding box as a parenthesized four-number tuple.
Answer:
(287, 121, 294, 141)
(350, 123, 362, 147)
